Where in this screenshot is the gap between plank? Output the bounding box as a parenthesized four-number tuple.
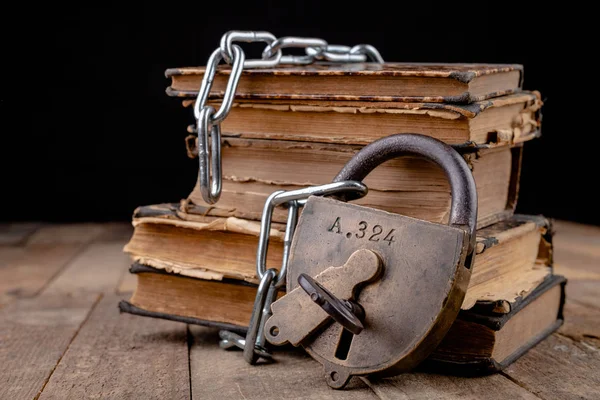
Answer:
(498, 371, 538, 397)
(34, 242, 95, 297)
(13, 223, 44, 246)
(499, 332, 594, 399)
(33, 293, 104, 400)
(359, 376, 389, 400)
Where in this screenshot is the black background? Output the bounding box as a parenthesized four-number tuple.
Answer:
(1, 4, 597, 225)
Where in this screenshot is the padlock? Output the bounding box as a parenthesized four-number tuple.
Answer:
(263, 133, 477, 389)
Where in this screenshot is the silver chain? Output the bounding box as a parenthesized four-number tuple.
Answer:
(255, 181, 368, 289)
(219, 180, 368, 364)
(194, 30, 384, 204)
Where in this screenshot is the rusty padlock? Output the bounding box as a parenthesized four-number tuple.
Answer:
(262, 133, 477, 389)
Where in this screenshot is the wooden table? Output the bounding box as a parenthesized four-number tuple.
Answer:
(1, 220, 598, 399)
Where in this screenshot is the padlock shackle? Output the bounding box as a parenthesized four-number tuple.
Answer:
(333, 133, 477, 242)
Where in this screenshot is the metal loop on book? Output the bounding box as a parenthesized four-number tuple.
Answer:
(194, 45, 245, 124)
(193, 44, 243, 204)
(220, 31, 281, 68)
(193, 30, 384, 206)
(196, 106, 222, 205)
(350, 44, 384, 63)
(305, 45, 367, 63)
(262, 37, 328, 64)
(256, 181, 369, 288)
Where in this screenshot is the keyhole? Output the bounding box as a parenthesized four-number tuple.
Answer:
(334, 328, 354, 360)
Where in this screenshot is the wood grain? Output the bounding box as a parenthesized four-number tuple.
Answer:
(553, 220, 600, 248)
(42, 241, 131, 296)
(560, 302, 600, 348)
(0, 223, 111, 304)
(189, 325, 378, 399)
(0, 293, 99, 400)
(39, 294, 189, 400)
(553, 220, 600, 276)
(502, 334, 600, 400)
(94, 222, 134, 243)
(0, 244, 85, 304)
(566, 281, 600, 310)
(552, 221, 600, 311)
(1, 219, 599, 400)
(554, 257, 600, 311)
(363, 372, 541, 400)
(25, 223, 106, 245)
(554, 248, 600, 280)
(0, 222, 42, 245)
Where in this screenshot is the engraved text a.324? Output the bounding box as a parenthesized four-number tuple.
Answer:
(327, 217, 396, 245)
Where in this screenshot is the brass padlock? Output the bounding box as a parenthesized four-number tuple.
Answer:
(263, 133, 477, 388)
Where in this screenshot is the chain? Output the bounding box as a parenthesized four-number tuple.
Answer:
(194, 30, 384, 204)
(255, 181, 368, 288)
(219, 180, 368, 364)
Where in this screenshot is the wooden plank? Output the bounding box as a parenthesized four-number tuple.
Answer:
(0, 223, 113, 304)
(0, 223, 132, 304)
(42, 241, 131, 296)
(0, 246, 28, 267)
(94, 222, 134, 243)
(564, 280, 600, 310)
(502, 334, 600, 400)
(560, 302, 600, 348)
(0, 244, 85, 304)
(40, 222, 135, 296)
(554, 248, 600, 281)
(189, 325, 378, 399)
(0, 293, 99, 400)
(39, 294, 189, 400)
(553, 220, 600, 249)
(0, 222, 42, 246)
(555, 242, 600, 309)
(25, 223, 106, 245)
(553, 221, 600, 310)
(362, 372, 541, 400)
(553, 220, 600, 272)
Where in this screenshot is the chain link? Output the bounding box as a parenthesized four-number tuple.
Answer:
(220, 31, 281, 68)
(218, 180, 368, 364)
(305, 45, 365, 62)
(350, 44, 385, 63)
(256, 181, 368, 288)
(194, 30, 384, 204)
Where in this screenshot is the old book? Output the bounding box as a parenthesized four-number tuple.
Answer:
(119, 242, 561, 374)
(120, 263, 267, 333)
(423, 274, 566, 374)
(119, 271, 564, 375)
(165, 62, 524, 104)
(122, 206, 553, 321)
(182, 139, 524, 229)
(119, 268, 564, 373)
(183, 91, 542, 147)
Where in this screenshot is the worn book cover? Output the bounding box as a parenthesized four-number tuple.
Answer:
(183, 91, 542, 147)
(120, 209, 553, 322)
(166, 62, 524, 104)
(181, 141, 524, 229)
(118, 269, 565, 373)
(422, 274, 566, 374)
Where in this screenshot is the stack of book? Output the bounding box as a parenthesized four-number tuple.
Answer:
(120, 62, 566, 374)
